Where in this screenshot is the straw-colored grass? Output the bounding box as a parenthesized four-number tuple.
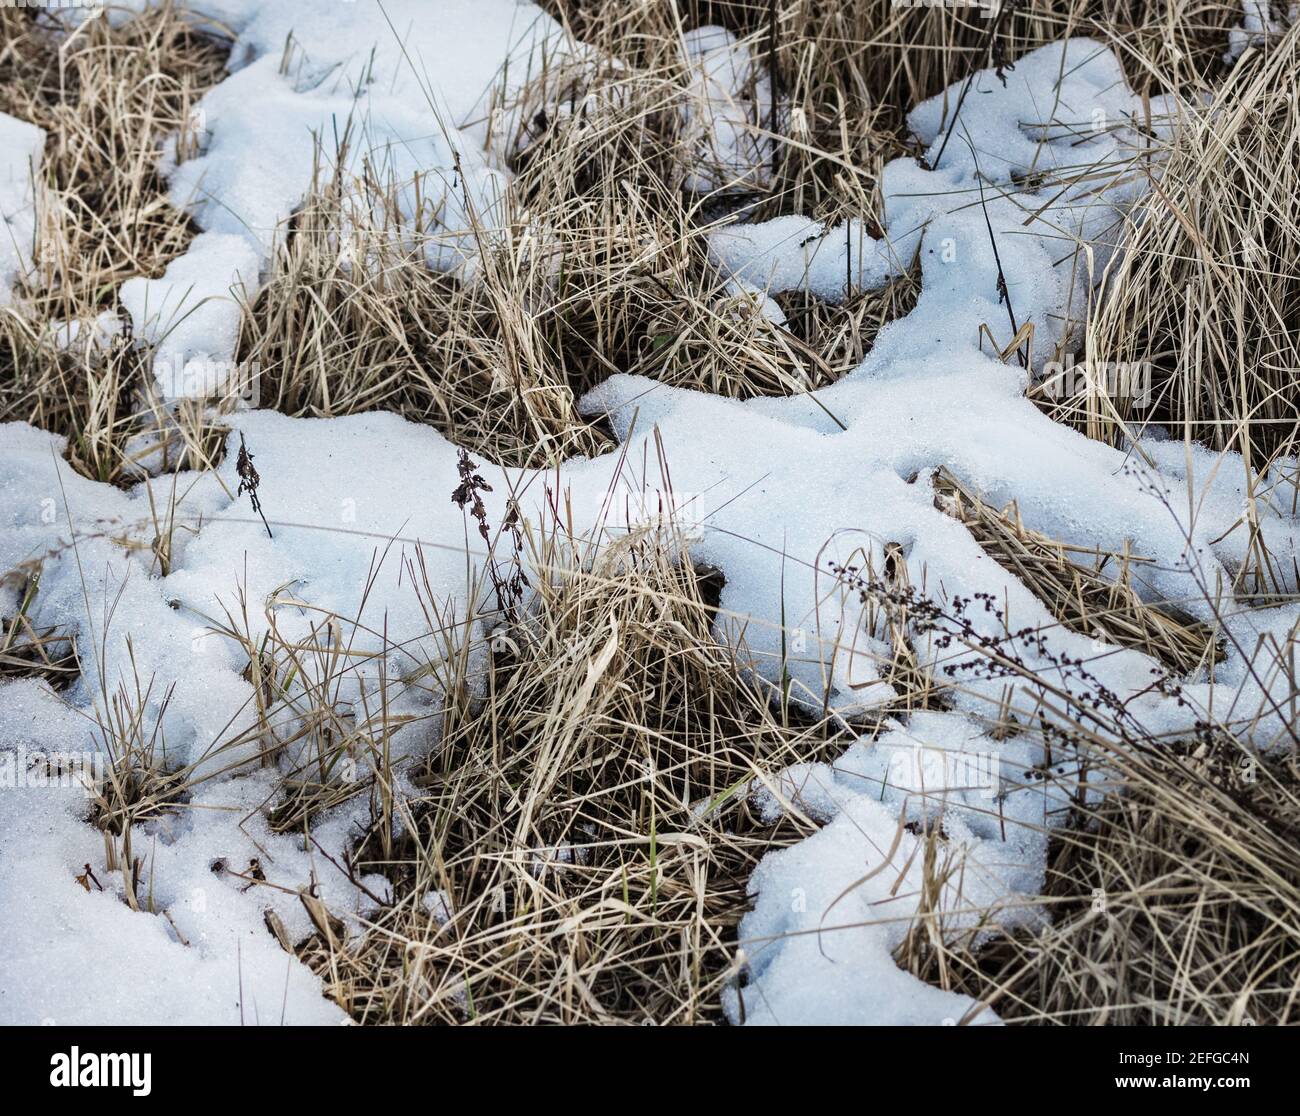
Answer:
(1, 0, 1297, 1027)
(235, 1, 924, 465)
(1072, 23, 1300, 479)
(0, 5, 228, 483)
(292, 510, 846, 1024)
(934, 467, 1222, 675)
(901, 720, 1300, 1025)
(0, 576, 79, 688)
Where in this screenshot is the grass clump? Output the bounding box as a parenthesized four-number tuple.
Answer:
(0, 4, 229, 483)
(1079, 24, 1300, 475)
(907, 723, 1300, 1024)
(300, 510, 845, 1024)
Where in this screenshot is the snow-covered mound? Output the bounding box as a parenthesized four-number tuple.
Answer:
(2, 4, 1296, 1025)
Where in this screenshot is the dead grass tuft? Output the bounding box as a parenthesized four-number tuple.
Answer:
(1077, 24, 1300, 480)
(239, 151, 611, 469)
(300, 512, 846, 1024)
(0, 5, 226, 313)
(0, 4, 229, 482)
(908, 725, 1300, 1024)
(239, 6, 924, 460)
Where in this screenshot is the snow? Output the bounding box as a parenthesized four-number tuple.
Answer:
(726, 789, 1011, 1027)
(69, 0, 571, 399)
(1226, 1, 1292, 60)
(48, 310, 124, 354)
(681, 25, 774, 194)
(0, 112, 44, 307)
(119, 232, 260, 399)
(710, 209, 917, 305)
(710, 39, 1170, 369)
(0, 763, 353, 1025)
(165, 0, 566, 260)
(3, 7, 1299, 1026)
(733, 708, 1067, 1025)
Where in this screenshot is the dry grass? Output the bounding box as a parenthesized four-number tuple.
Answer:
(934, 467, 1222, 675)
(903, 721, 1300, 1024)
(549, 1, 1241, 214)
(294, 510, 844, 1024)
(0, 4, 228, 483)
(0, 575, 79, 688)
(2, 0, 1297, 1028)
(240, 0, 1245, 466)
(0, 5, 224, 314)
(237, 156, 612, 469)
(1073, 22, 1300, 477)
(234, 0, 931, 464)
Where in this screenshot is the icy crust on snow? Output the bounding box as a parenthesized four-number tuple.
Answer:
(3, 29, 1299, 1026)
(0, 112, 44, 307)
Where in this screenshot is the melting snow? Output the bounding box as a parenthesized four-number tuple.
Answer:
(1, 3, 1296, 1025)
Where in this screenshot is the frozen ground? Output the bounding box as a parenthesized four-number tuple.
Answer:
(1, 1, 1296, 1025)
